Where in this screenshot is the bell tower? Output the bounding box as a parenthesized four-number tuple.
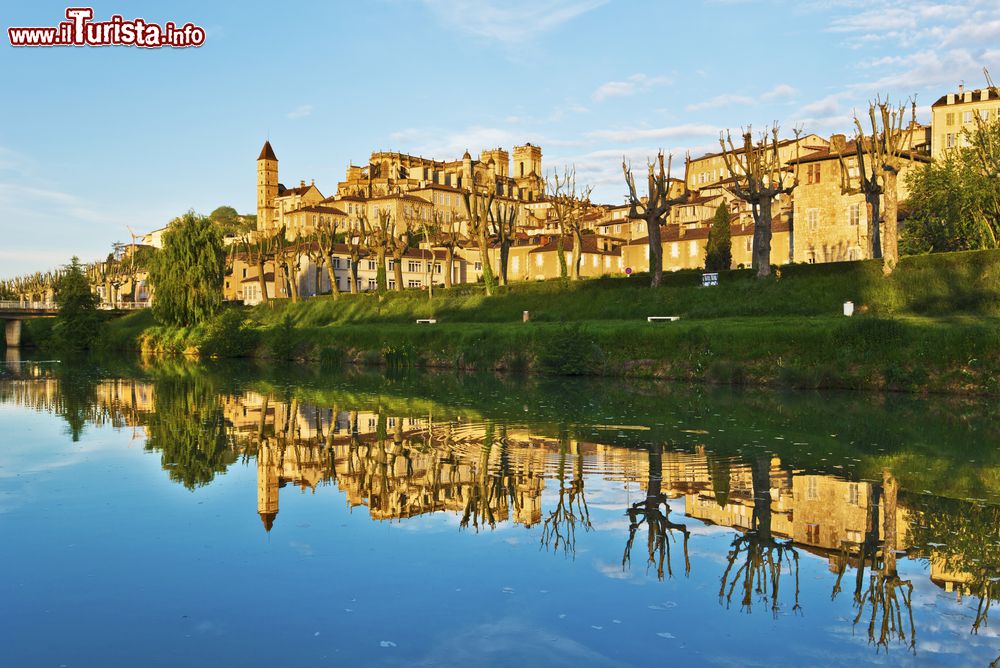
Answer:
(257, 140, 278, 230)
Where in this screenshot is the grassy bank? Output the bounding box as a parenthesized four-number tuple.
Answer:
(22, 248, 1000, 394)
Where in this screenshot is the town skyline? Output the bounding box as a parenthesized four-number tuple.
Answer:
(1, 0, 998, 275)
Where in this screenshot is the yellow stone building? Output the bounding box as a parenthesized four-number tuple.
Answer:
(930, 85, 1000, 161)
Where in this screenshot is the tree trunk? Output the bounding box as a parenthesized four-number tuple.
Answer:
(350, 262, 359, 294)
(256, 256, 269, 304)
(647, 218, 663, 288)
(313, 257, 323, 297)
(498, 243, 510, 286)
(325, 253, 340, 300)
(867, 191, 882, 260)
(478, 235, 495, 296)
(557, 238, 568, 279)
(444, 248, 454, 289)
(572, 229, 584, 280)
(881, 469, 898, 575)
(881, 171, 899, 275)
(752, 199, 773, 279)
(375, 249, 387, 293)
(393, 255, 404, 292)
(285, 262, 299, 303)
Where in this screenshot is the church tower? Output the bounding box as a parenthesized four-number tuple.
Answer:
(257, 141, 278, 231)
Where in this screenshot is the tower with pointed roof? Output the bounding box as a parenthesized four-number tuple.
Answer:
(257, 140, 279, 230)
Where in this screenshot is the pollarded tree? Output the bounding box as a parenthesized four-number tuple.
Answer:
(841, 98, 917, 274)
(272, 228, 301, 303)
(344, 217, 368, 294)
(149, 211, 225, 326)
(436, 212, 462, 289)
(361, 207, 393, 295)
(720, 126, 800, 279)
(315, 218, 343, 300)
(705, 202, 733, 272)
(623, 152, 690, 287)
(235, 229, 275, 305)
(488, 199, 519, 286)
(460, 188, 497, 296)
(548, 168, 594, 281)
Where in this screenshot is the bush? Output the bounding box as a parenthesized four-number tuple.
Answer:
(536, 325, 604, 376)
(198, 308, 258, 358)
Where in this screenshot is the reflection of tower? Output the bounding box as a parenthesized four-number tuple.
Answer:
(257, 141, 278, 231)
(257, 440, 280, 532)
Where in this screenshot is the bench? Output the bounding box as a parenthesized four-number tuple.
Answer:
(416, 319, 437, 324)
(702, 272, 719, 287)
(647, 316, 680, 323)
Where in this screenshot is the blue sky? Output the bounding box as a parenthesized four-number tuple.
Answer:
(1, 0, 997, 275)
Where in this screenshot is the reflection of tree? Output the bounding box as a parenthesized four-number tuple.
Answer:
(906, 484, 1000, 637)
(622, 443, 689, 579)
(719, 455, 799, 616)
(540, 427, 592, 557)
(144, 374, 236, 490)
(831, 470, 915, 652)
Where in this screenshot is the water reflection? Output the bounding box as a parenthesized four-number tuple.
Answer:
(2, 360, 998, 662)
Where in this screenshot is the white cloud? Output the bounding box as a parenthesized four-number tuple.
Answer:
(417, 0, 607, 43)
(592, 73, 671, 102)
(686, 94, 754, 112)
(762, 83, 797, 101)
(286, 104, 314, 120)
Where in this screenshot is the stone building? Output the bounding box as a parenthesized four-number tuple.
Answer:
(930, 85, 1000, 161)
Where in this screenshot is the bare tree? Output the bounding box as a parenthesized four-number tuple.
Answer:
(548, 168, 594, 280)
(540, 430, 592, 558)
(361, 207, 393, 295)
(272, 228, 300, 302)
(460, 188, 497, 296)
(436, 211, 462, 289)
(841, 99, 916, 274)
(720, 125, 800, 279)
(623, 152, 690, 287)
(488, 198, 519, 286)
(236, 230, 274, 305)
(315, 218, 342, 300)
(344, 217, 367, 294)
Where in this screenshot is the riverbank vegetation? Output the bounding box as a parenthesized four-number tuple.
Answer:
(18, 247, 997, 395)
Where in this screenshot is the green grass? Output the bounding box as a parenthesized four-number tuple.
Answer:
(26, 248, 1000, 394)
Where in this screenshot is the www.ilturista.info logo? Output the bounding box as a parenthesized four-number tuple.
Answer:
(8, 7, 205, 48)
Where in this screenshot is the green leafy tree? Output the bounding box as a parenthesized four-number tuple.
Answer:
(207, 205, 243, 235)
(52, 256, 101, 350)
(149, 211, 225, 326)
(705, 202, 733, 271)
(902, 120, 1000, 253)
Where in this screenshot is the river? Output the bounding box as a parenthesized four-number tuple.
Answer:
(1, 352, 998, 666)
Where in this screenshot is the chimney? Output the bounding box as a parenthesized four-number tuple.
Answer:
(830, 134, 847, 153)
(958, 83, 964, 95)
(300, 179, 306, 187)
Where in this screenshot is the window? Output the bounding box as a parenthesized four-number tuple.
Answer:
(671, 242, 679, 258)
(963, 110, 974, 123)
(407, 280, 421, 288)
(848, 483, 860, 506)
(592, 255, 598, 267)
(946, 133, 956, 148)
(848, 203, 861, 227)
(367, 260, 376, 271)
(333, 258, 341, 269)
(807, 208, 819, 231)
(474, 261, 483, 271)
(805, 524, 821, 544)
(512, 256, 520, 272)
(688, 240, 698, 257)
(946, 112, 955, 126)
(807, 163, 822, 184)
(388, 280, 396, 289)
(367, 279, 377, 290)
(535, 254, 543, 267)
(388, 260, 395, 270)
(407, 261, 420, 272)
(241, 268, 247, 278)
(745, 237, 752, 252)
(807, 477, 818, 500)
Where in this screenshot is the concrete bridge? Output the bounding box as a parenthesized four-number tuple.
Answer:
(0, 300, 149, 347)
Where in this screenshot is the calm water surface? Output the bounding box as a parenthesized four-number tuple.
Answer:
(1, 353, 998, 667)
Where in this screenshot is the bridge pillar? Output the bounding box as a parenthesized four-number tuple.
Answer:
(5, 319, 22, 348)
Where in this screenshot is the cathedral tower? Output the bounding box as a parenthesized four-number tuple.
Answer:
(257, 140, 278, 231)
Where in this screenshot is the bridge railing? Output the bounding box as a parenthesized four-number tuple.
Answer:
(98, 301, 151, 310)
(0, 300, 58, 311)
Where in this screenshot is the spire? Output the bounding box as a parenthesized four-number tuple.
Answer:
(260, 511, 277, 532)
(258, 140, 278, 162)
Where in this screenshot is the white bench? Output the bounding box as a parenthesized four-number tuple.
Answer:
(416, 319, 437, 324)
(647, 316, 680, 322)
(702, 272, 719, 287)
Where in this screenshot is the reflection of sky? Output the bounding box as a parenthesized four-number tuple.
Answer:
(1, 403, 997, 667)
